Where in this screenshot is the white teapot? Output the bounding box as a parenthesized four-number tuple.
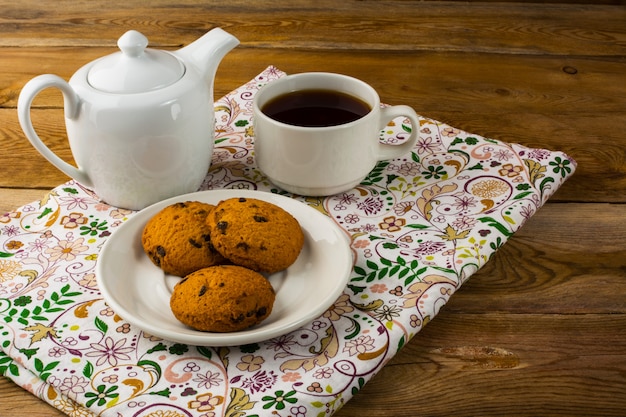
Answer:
(18, 29, 239, 210)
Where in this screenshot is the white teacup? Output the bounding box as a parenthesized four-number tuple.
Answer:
(253, 72, 420, 196)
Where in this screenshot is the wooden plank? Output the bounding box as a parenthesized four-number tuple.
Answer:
(2, 311, 624, 417)
(338, 313, 626, 417)
(454, 203, 626, 314)
(0, 377, 62, 417)
(0, 188, 50, 214)
(4, 48, 625, 113)
(0, 1, 624, 56)
(2, 48, 624, 202)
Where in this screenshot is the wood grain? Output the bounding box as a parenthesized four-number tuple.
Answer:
(2, 47, 625, 201)
(1, 1, 625, 416)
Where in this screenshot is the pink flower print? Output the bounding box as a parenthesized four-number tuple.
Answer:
(396, 161, 421, 176)
(241, 370, 277, 394)
(45, 238, 89, 262)
(61, 212, 88, 229)
(281, 372, 301, 382)
(353, 239, 370, 249)
(370, 283, 388, 294)
(493, 149, 514, 161)
(188, 392, 224, 413)
(28, 238, 51, 253)
(267, 334, 297, 351)
(344, 213, 359, 224)
(416, 136, 440, 155)
(335, 192, 358, 207)
(236, 354, 265, 372)
(379, 216, 406, 233)
(520, 204, 536, 220)
(343, 335, 376, 356)
(313, 367, 334, 379)
(48, 346, 66, 357)
(194, 370, 223, 389)
(452, 216, 477, 230)
(2, 225, 20, 237)
(442, 127, 460, 137)
(184, 362, 201, 373)
(59, 375, 89, 398)
(453, 193, 477, 212)
(528, 148, 551, 160)
(361, 223, 377, 233)
(94, 202, 111, 212)
(415, 240, 447, 255)
(59, 195, 97, 211)
(357, 197, 383, 215)
(85, 337, 134, 367)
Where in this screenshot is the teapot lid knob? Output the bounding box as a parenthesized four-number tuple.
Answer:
(87, 30, 184, 94)
(118, 30, 149, 58)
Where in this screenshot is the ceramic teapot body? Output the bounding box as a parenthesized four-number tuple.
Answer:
(18, 29, 239, 210)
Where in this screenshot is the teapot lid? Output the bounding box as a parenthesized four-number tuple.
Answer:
(87, 30, 184, 93)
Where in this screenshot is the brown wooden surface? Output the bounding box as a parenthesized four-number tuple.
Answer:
(1, 1, 625, 416)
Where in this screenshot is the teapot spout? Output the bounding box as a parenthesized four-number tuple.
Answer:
(175, 28, 239, 88)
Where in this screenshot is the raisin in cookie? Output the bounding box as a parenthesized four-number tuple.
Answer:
(170, 265, 275, 332)
(142, 201, 225, 277)
(207, 197, 304, 273)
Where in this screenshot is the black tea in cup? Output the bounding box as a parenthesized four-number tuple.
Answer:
(261, 89, 371, 127)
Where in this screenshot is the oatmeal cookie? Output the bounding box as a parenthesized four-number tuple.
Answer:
(170, 265, 275, 332)
(142, 201, 225, 277)
(207, 197, 304, 273)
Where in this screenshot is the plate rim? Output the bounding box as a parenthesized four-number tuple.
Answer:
(96, 189, 353, 346)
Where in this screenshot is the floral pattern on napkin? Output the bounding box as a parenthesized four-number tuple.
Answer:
(0, 66, 575, 417)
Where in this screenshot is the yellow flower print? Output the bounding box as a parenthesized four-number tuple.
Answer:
(53, 397, 93, 417)
(236, 354, 265, 372)
(498, 163, 524, 178)
(61, 212, 88, 229)
(442, 127, 460, 137)
(45, 238, 89, 262)
(0, 211, 20, 223)
(0, 259, 21, 283)
(323, 293, 354, 321)
(470, 179, 509, 199)
(110, 208, 132, 220)
(6, 240, 23, 250)
(188, 393, 224, 413)
(379, 216, 406, 233)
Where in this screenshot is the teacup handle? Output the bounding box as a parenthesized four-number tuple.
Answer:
(17, 74, 93, 188)
(376, 105, 420, 161)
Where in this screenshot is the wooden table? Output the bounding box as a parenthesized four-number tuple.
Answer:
(1, 1, 625, 416)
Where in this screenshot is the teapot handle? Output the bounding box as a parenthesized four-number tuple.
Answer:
(17, 74, 93, 188)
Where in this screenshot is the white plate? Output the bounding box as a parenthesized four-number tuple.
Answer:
(96, 190, 352, 346)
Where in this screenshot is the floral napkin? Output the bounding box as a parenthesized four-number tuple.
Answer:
(0, 66, 575, 417)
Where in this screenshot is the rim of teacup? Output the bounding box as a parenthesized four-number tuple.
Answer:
(252, 72, 380, 130)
